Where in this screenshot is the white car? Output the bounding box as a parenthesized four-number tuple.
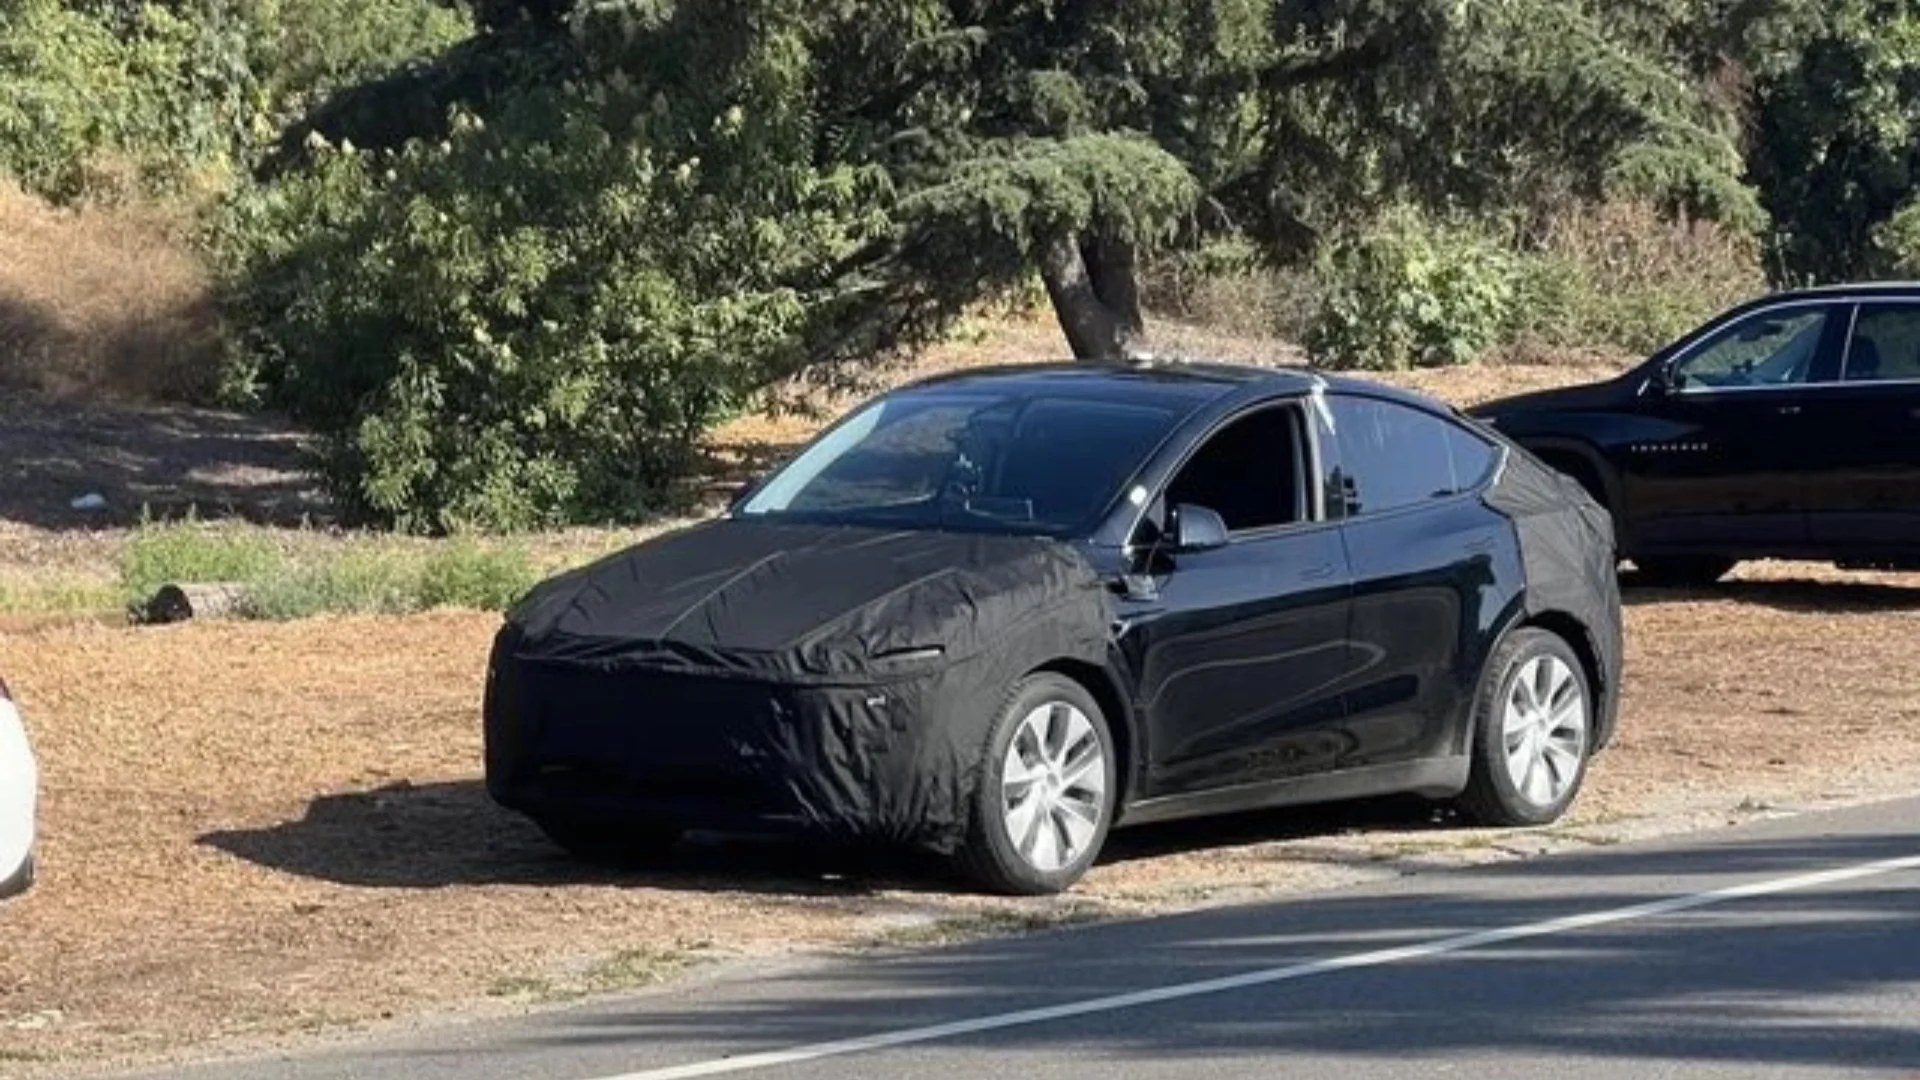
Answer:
(0, 672, 36, 898)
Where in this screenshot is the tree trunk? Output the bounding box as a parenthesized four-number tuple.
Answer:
(140, 582, 253, 624)
(1038, 234, 1149, 361)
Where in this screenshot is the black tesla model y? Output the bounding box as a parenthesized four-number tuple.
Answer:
(486, 362, 1623, 894)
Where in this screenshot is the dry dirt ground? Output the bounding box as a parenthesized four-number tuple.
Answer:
(4, 318, 1920, 1076)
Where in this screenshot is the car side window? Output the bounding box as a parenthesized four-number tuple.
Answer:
(1143, 404, 1308, 539)
(1329, 396, 1493, 517)
(1671, 307, 1829, 391)
(1843, 305, 1920, 382)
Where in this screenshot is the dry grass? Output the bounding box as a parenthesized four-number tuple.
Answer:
(0, 183, 220, 403)
(3, 561, 1919, 1074)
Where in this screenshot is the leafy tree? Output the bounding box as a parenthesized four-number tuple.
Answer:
(0, 0, 469, 202)
(221, 0, 1767, 527)
(1737, 1, 1920, 281)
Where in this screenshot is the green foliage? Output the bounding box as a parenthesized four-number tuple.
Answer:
(1255, 0, 1760, 258)
(1741, 1, 1920, 281)
(1871, 196, 1920, 276)
(418, 541, 538, 611)
(117, 518, 535, 618)
(122, 514, 280, 600)
(0, 0, 470, 204)
(1307, 208, 1517, 371)
(12, 0, 1899, 531)
(242, 542, 534, 619)
(220, 59, 891, 530)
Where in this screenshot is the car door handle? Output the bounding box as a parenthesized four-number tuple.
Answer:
(1777, 405, 1802, 415)
(1300, 562, 1337, 581)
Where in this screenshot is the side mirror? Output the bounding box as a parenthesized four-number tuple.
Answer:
(1169, 503, 1229, 553)
(1647, 363, 1680, 396)
(725, 475, 762, 511)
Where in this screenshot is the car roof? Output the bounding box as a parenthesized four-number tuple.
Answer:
(896, 360, 1455, 415)
(1756, 281, 1920, 303)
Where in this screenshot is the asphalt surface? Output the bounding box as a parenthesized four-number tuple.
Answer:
(112, 796, 1920, 1080)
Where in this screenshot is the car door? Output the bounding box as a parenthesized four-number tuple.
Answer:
(1800, 301, 1920, 557)
(1112, 400, 1359, 800)
(1327, 394, 1520, 768)
(1619, 302, 1846, 555)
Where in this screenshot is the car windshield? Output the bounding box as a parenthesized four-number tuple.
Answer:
(736, 389, 1185, 536)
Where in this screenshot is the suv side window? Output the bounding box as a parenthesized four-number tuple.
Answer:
(1843, 304, 1920, 382)
(1138, 404, 1308, 540)
(1330, 396, 1495, 517)
(1672, 306, 1831, 391)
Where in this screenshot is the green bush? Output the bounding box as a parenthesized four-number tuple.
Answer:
(244, 549, 419, 619)
(417, 541, 536, 611)
(1307, 208, 1517, 371)
(219, 48, 891, 532)
(118, 518, 536, 619)
(121, 515, 282, 601)
(0, 0, 470, 205)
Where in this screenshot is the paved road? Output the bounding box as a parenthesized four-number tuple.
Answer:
(114, 797, 1920, 1080)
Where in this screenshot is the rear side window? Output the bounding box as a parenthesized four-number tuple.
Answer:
(1329, 396, 1497, 516)
(1843, 304, 1920, 382)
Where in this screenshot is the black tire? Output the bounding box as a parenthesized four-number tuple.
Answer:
(959, 673, 1118, 896)
(1458, 628, 1594, 827)
(1632, 556, 1736, 587)
(533, 813, 683, 867)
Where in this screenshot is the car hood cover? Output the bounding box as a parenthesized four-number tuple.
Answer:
(503, 520, 1110, 681)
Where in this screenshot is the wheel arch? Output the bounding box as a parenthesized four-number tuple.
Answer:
(1028, 658, 1137, 806)
(1523, 438, 1617, 514)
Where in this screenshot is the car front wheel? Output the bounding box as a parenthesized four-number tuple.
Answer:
(1458, 628, 1593, 827)
(961, 673, 1117, 895)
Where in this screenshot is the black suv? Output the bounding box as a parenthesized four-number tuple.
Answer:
(1472, 284, 1920, 584)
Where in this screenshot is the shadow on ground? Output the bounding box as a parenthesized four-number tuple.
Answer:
(1621, 571, 1920, 613)
(199, 780, 1449, 896)
(198, 779, 959, 898)
(0, 397, 325, 529)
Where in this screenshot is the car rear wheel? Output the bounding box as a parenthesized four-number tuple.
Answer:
(1458, 628, 1593, 827)
(960, 673, 1116, 895)
(533, 813, 683, 867)
(1632, 556, 1735, 587)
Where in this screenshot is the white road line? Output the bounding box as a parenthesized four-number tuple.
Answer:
(599, 852, 1920, 1080)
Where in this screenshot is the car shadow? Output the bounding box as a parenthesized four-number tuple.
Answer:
(198, 779, 962, 897)
(1620, 572, 1920, 613)
(200, 780, 1450, 895)
(1101, 794, 1448, 865)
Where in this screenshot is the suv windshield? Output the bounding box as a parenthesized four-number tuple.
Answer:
(737, 389, 1185, 536)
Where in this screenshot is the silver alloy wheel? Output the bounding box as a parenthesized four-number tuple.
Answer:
(1000, 701, 1107, 873)
(1501, 654, 1589, 808)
